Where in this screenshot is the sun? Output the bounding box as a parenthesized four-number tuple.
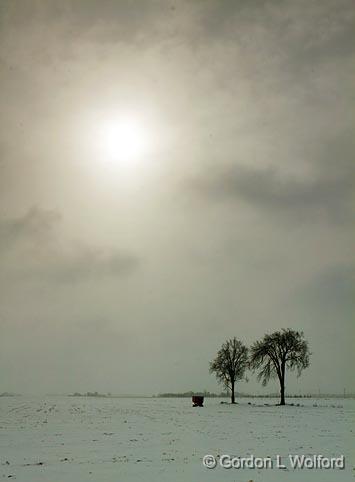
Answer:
(98, 117, 149, 165)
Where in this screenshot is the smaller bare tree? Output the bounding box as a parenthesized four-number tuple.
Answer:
(210, 338, 248, 404)
(250, 328, 310, 405)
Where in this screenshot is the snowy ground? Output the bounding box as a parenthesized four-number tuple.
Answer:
(0, 396, 353, 481)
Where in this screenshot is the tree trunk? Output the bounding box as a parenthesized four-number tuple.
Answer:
(280, 382, 285, 405)
(279, 365, 286, 405)
(231, 380, 236, 404)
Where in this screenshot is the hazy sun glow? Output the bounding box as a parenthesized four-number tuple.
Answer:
(98, 117, 150, 165)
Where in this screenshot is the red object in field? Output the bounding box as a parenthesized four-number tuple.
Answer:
(192, 395, 204, 407)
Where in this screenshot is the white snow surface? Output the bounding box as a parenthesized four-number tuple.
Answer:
(0, 396, 353, 481)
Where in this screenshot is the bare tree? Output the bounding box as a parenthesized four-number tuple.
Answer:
(250, 329, 310, 405)
(209, 338, 248, 404)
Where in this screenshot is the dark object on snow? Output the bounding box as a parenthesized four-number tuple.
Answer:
(192, 395, 204, 407)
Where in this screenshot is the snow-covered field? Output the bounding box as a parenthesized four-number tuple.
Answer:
(0, 396, 353, 481)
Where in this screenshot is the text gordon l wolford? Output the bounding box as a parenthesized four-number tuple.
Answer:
(203, 454, 345, 470)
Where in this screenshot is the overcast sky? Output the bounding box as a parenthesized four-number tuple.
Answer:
(0, 0, 354, 396)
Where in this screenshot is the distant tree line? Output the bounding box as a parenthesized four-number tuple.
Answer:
(210, 328, 311, 406)
(69, 392, 111, 398)
(156, 390, 229, 398)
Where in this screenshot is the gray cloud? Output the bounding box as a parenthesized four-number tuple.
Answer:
(294, 264, 354, 316)
(187, 160, 353, 223)
(0, 207, 140, 283)
(0, 206, 60, 250)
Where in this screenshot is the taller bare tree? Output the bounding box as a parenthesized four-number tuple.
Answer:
(250, 329, 310, 405)
(210, 338, 248, 404)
